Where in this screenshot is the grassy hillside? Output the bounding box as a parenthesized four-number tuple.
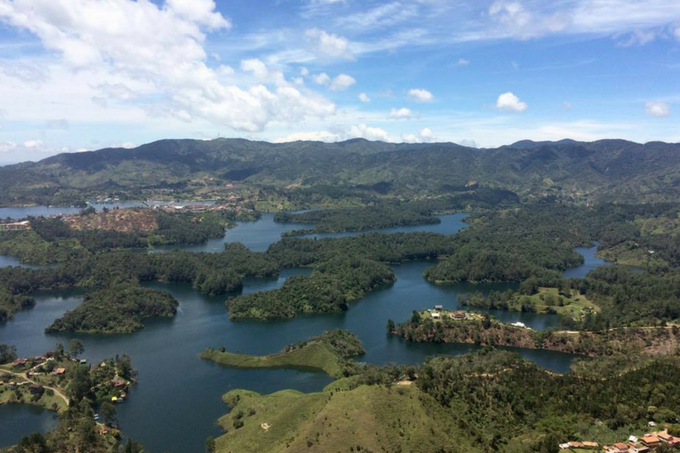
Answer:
(201, 342, 347, 378)
(201, 330, 365, 378)
(215, 384, 479, 453)
(4, 138, 680, 205)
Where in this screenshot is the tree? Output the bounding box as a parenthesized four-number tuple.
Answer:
(99, 401, 117, 427)
(54, 342, 64, 359)
(68, 365, 92, 402)
(386, 319, 396, 333)
(68, 339, 85, 359)
(117, 354, 132, 380)
(0, 344, 17, 364)
(205, 436, 216, 453)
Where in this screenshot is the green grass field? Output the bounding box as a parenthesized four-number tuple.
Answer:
(214, 384, 481, 453)
(200, 342, 347, 378)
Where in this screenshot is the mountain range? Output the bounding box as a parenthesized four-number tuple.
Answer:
(2, 138, 680, 205)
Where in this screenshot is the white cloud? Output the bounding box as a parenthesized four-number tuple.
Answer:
(456, 58, 470, 66)
(23, 139, 43, 148)
(496, 92, 527, 113)
(617, 29, 657, 47)
(312, 73, 332, 86)
(646, 101, 670, 118)
(346, 124, 391, 141)
(304, 28, 355, 60)
(335, 2, 419, 32)
(358, 93, 371, 103)
(675, 27, 680, 41)
(0, 0, 336, 133)
(489, 1, 570, 39)
(401, 127, 437, 143)
(311, 72, 355, 91)
(407, 88, 434, 103)
(457, 139, 479, 148)
(275, 130, 340, 142)
(564, 101, 572, 110)
(389, 107, 418, 119)
(330, 74, 356, 91)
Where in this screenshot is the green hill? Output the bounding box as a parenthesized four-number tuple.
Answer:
(201, 330, 365, 378)
(215, 384, 478, 453)
(4, 138, 680, 205)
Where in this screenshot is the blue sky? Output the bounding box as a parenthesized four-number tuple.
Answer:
(0, 0, 679, 163)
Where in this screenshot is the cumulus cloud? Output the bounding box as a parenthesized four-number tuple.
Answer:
(358, 93, 371, 103)
(407, 88, 434, 102)
(646, 101, 670, 118)
(389, 107, 418, 119)
(330, 74, 356, 91)
(305, 28, 355, 60)
(496, 92, 527, 113)
(312, 73, 332, 86)
(401, 127, 437, 143)
(456, 58, 470, 66)
(0, 0, 336, 133)
(275, 131, 340, 142)
(311, 72, 356, 91)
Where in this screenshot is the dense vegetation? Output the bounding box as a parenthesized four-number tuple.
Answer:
(392, 310, 680, 356)
(201, 330, 365, 378)
(213, 348, 680, 453)
(424, 207, 588, 283)
(418, 350, 680, 452)
(0, 209, 239, 265)
(4, 138, 680, 206)
(227, 257, 395, 320)
(46, 284, 179, 334)
(274, 204, 441, 235)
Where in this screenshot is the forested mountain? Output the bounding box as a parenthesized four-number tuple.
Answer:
(2, 138, 680, 205)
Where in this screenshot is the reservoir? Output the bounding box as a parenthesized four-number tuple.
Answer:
(0, 213, 597, 452)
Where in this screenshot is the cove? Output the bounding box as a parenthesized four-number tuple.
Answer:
(0, 405, 58, 449)
(0, 214, 599, 452)
(2, 262, 571, 453)
(150, 212, 470, 253)
(0, 203, 144, 220)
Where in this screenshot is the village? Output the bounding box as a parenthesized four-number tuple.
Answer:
(560, 429, 680, 452)
(424, 305, 533, 329)
(0, 346, 135, 437)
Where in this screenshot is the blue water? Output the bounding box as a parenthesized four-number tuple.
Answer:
(150, 213, 468, 254)
(563, 245, 611, 278)
(0, 203, 144, 220)
(0, 212, 602, 452)
(0, 405, 58, 449)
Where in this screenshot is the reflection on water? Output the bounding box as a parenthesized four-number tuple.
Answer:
(0, 405, 58, 449)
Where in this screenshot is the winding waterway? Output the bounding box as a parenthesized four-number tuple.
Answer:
(0, 211, 603, 452)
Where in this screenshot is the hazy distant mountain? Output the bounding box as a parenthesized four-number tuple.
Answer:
(2, 138, 680, 205)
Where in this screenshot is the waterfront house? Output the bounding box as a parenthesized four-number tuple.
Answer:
(431, 312, 441, 319)
(54, 368, 66, 376)
(110, 378, 127, 389)
(640, 435, 660, 448)
(451, 311, 467, 319)
(11, 358, 27, 368)
(434, 305, 443, 311)
(0, 221, 31, 232)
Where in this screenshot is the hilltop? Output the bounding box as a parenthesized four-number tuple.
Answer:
(2, 138, 680, 205)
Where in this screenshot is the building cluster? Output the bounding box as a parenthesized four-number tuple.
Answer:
(560, 431, 680, 452)
(428, 306, 481, 321)
(0, 220, 31, 231)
